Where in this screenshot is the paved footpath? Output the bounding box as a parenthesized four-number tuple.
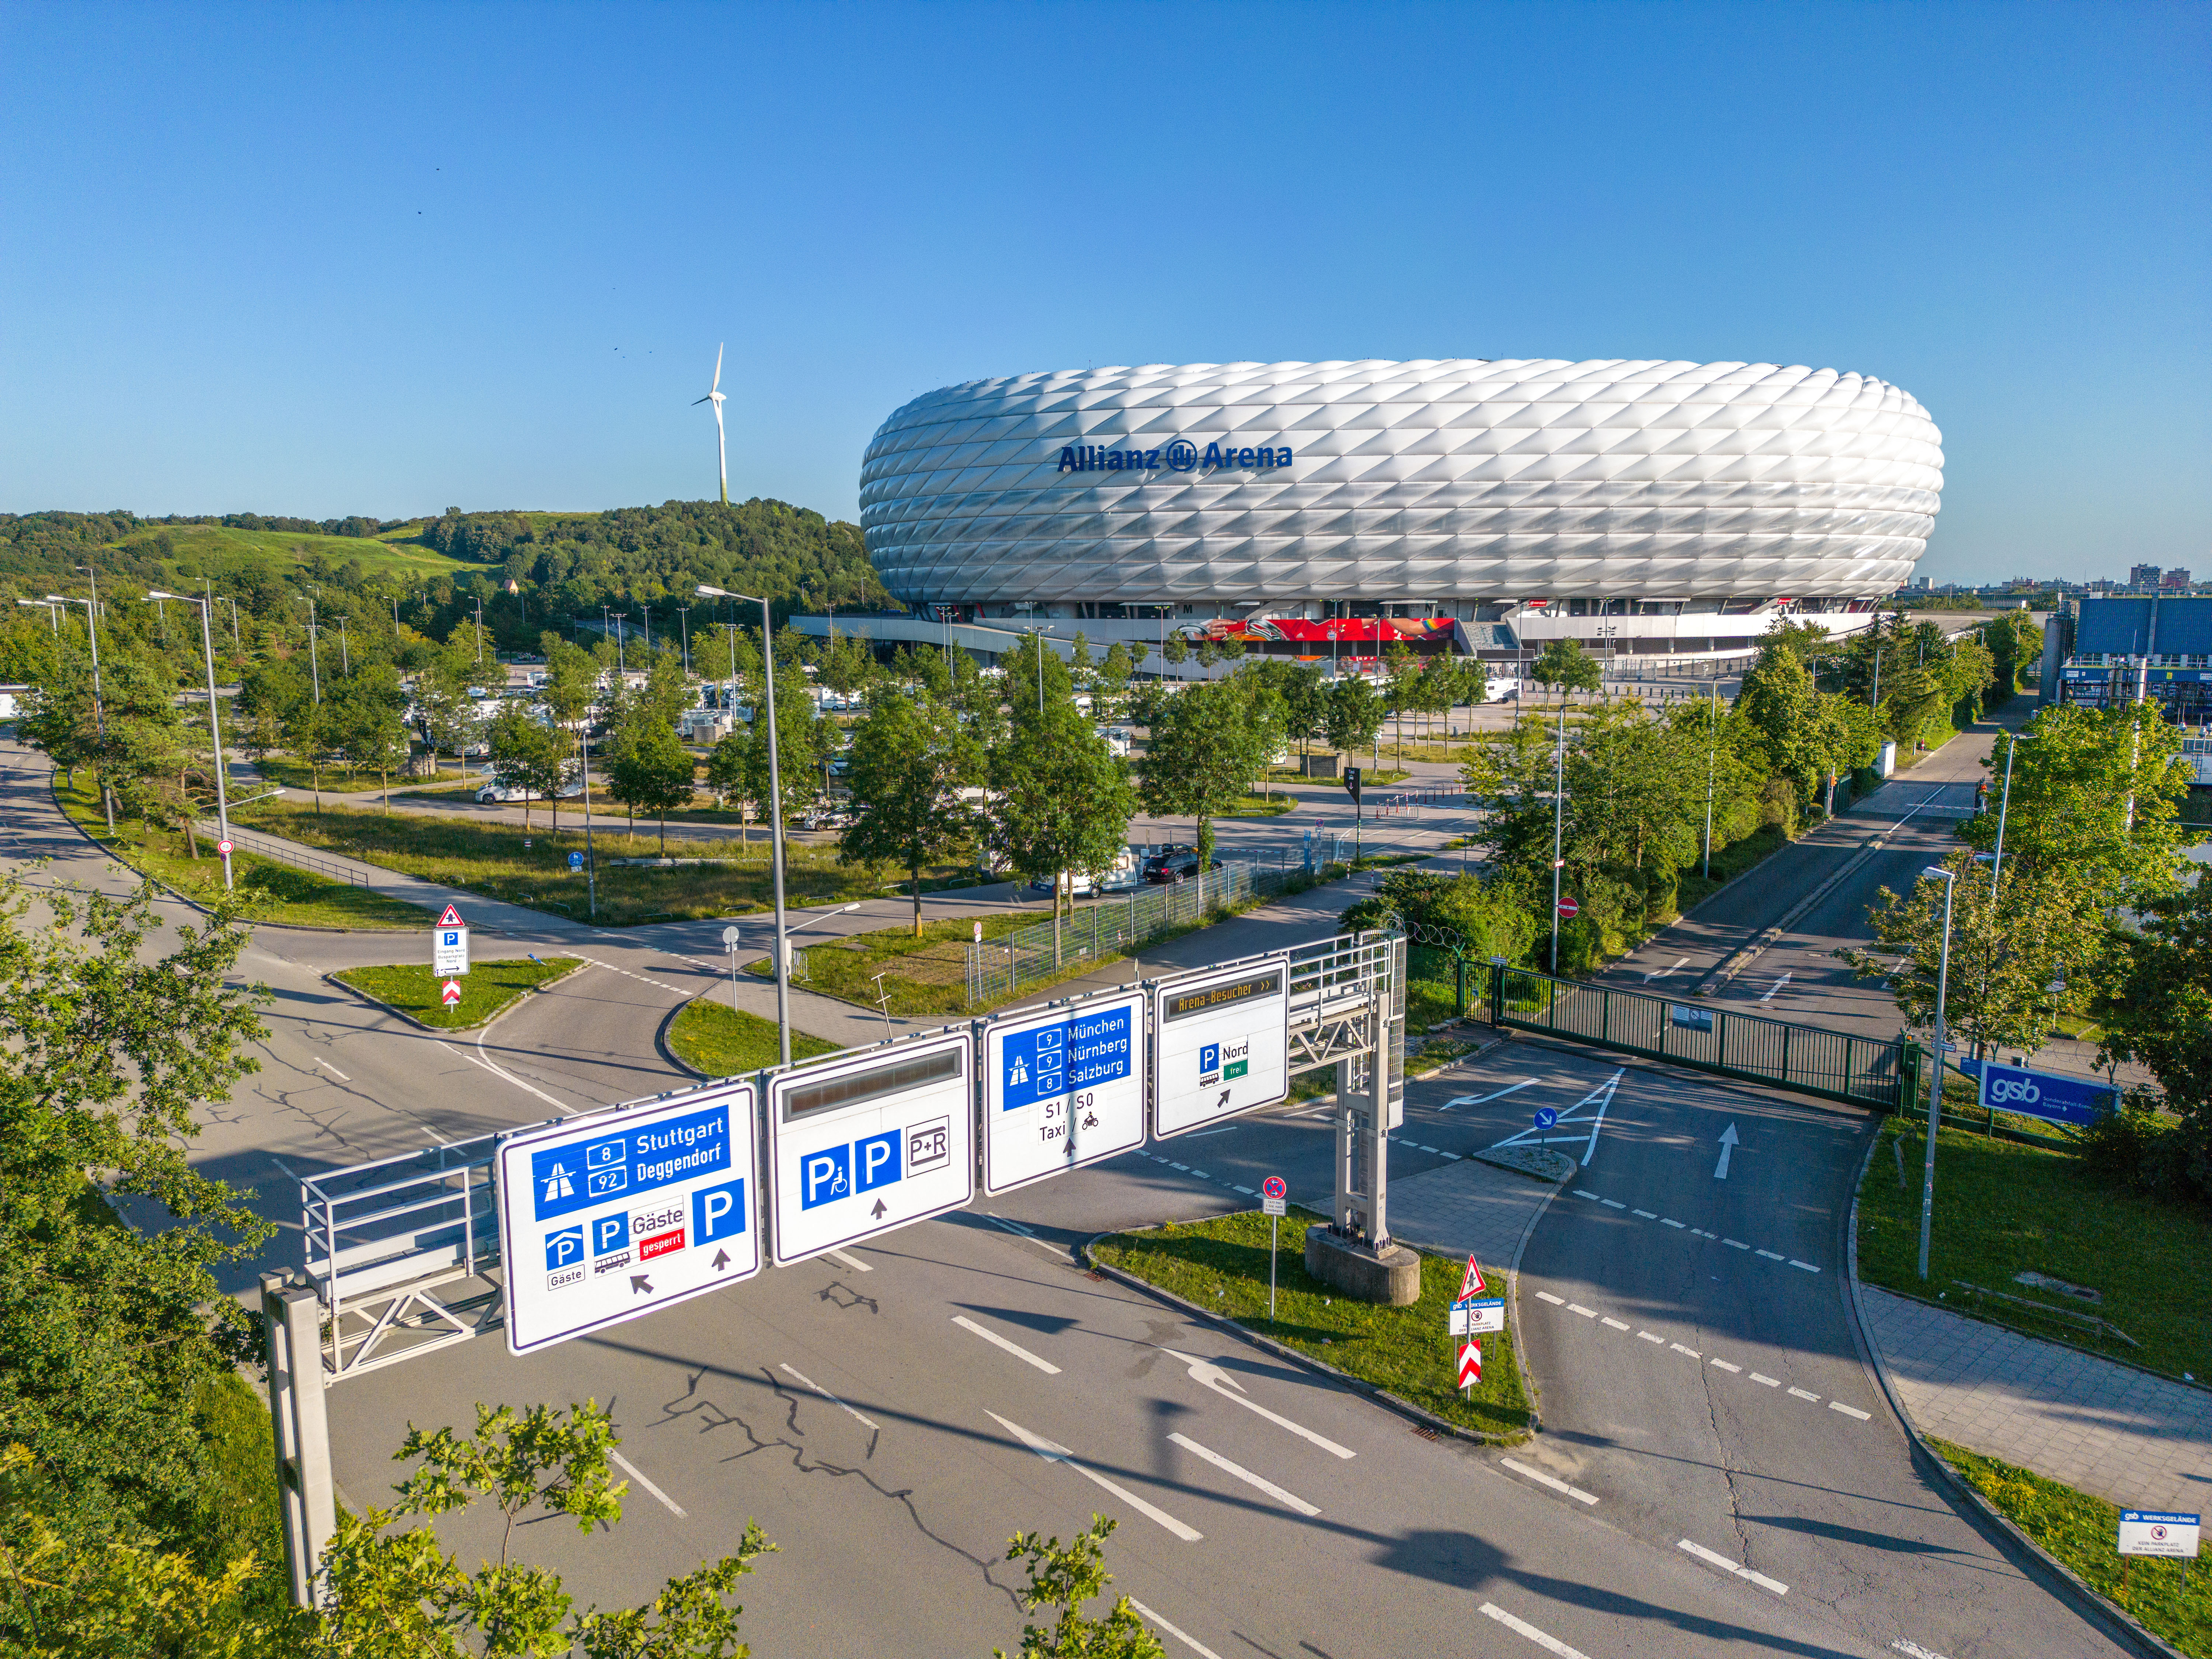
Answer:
(1861, 1285, 2212, 1512)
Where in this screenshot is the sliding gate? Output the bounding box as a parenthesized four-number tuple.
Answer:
(1491, 967, 1904, 1111)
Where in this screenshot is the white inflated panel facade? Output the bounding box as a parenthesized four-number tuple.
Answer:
(860, 359, 1941, 608)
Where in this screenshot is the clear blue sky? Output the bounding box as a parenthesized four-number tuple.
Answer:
(5, 1, 2205, 584)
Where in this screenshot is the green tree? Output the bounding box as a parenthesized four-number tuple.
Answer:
(318, 1400, 775, 1659)
(1979, 609, 2044, 698)
(1322, 674, 1385, 760)
(487, 704, 574, 832)
(15, 651, 102, 792)
(0, 876, 278, 1644)
(840, 691, 982, 934)
(740, 669, 823, 826)
(606, 721, 696, 852)
(331, 694, 412, 808)
(705, 730, 754, 839)
(1527, 638, 1601, 702)
(1139, 675, 1271, 893)
(989, 700, 1137, 963)
(993, 1515, 1163, 1659)
(2099, 877, 2212, 1197)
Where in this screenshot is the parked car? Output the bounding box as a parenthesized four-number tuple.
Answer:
(476, 769, 585, 804)
(1142, 845, 1222, 884)
(1099, 726, 1132, 757)
(1026, 848, 1142, 897)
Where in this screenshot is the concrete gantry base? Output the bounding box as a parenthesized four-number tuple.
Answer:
(1305, 1225, 1422, 1306)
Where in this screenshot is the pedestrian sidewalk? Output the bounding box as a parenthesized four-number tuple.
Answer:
(1861, 1285, 2212, 1513)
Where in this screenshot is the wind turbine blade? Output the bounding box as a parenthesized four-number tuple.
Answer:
(692, 395, 712, 405)
(712, 342, 723, 394)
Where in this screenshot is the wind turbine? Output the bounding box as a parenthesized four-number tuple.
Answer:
(693, 343, 728, 505)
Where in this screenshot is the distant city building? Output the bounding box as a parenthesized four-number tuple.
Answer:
(2130, 563, 2163, 588)
(2162, 568, 2192, 590)
(2056, 593, 2212, 729)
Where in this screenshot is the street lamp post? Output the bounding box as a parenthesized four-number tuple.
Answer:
(1702, 679, 1717, 881)
(17, 596, 59, 632)
(59, 575, 114, 831)
(677, 604, 691, 674)
(1551, 703, 1566, 973)
(300, 596, 321, 703)
(1916, 863, 1958, 1279)
(702, 585, 791, 1067)
(147, 591, 233, 891)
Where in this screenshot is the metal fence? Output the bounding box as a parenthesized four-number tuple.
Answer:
(963, 839, 1360, 1007)
(195, 819, 376, 887)
(1491, 966, 1905, 1110)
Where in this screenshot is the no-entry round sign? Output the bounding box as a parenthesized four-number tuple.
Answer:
(1262, 1175, 1287, 1201)
(1557, 896, 1580, 919)
(216, 839, 233, 856)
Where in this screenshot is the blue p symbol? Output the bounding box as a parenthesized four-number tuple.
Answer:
(802, 1146, 851, 1210)
(593, 1213, 629, 1255)
(856, 1130, 901, 1192)
(694, 1178, 746, 1242)
(544, 1226, 582, 1270)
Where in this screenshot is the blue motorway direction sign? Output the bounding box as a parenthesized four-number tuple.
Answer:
(496, 1080, 760, 1356)
(983, 988, 1145, 1194)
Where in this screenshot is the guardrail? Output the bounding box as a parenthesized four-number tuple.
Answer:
(195, 820, 376, 888)
(1492, 964, 1904, 1111)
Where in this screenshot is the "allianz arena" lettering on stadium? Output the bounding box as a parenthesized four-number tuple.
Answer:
(836, 358, 1944, 675)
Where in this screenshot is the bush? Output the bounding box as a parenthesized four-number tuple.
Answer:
(2076, 1093, 2210, 1204)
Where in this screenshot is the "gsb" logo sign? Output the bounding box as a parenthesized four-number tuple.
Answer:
(1988, 1075, 2042, 1106)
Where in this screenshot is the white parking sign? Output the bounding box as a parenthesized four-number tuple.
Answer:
(982, 989, 1145, 1193)
(495, 1080, 760, 1356)
(1151, 957, 1289, 1138)
(769, 1031, 974, 1264)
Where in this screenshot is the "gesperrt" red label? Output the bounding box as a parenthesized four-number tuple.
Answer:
(638, 1227, 685, 1262)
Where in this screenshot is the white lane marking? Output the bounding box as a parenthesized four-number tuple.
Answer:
(1168, 1431, 1320, 1516)
(1751, 1373, 1780, 1387)
(1481, 1602, 1592, 1658)
(1788, 1387, 1820, 1402)
(269, 1155, 302, 1180)
(1576, 1069, 1621, 1166)
(608, 1449, 686, 1517)
(1501, 1457, 1598, 1505)
(1160, 1349, 1355, 1459)
(1127, 1598, 1225, 1659)
(1789, 1259, 1820, 1273)
(1601, 1317, 1630, 1331)
(1756, 1249, 1786, 1262)
(1723, 1238, 1750, 1250)
(1439, 1150, 1462, 1159)
(825, 1246, 873, 1273)
(1829, 1401, 1872, 1420)
(1183, 1125, 1239, 1137)
(1488, 1069, 1622, 1166)
(313, 1056, 350, 1081)
(1573, 1188, 1600, 1201)
(1169, 1162, 1190, 1171)
(439, 1037, 575, 1116)
(576, 953, 687, 997)
(1679, 1537, 1788, 1594)
(1190, 1170, 1210, 1179)
(1637, 1331, 1664, 1345)
(1535, 1291, 1565, 1305)
(1659, 1218, 1685, 1228)
(1892, 1640, 1953, 1659)
(1711, 1359, 1742, 1374)
(1442, 1078, 1537, 1110)
(1567, 1303, 1596, 1317)
(953, 1315, 1061, 1375)
(982, 1214, 1035, 1237)
(985, 1411, 1201, 1541)
(1600, 1199, 1626, 1210)
(1670, 1343, 1701, 1358)
(1714, 1122, 1739, 1179)
(780, 1362, 879, 1430)
(1642, 956, 1690, 984)
(1759, 972, 1792, 1003)
(1631, 1208, 1657, 1218)
(1232, 1185, 1255, 1195)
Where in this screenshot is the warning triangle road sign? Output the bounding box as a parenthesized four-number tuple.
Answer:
(1458, 1340, 1482, 1389)
(437, 904, 466, 928)
(1458, 1254, 1486, 1300)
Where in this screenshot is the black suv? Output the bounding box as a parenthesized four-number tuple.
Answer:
(1142, 845, 1220, 884)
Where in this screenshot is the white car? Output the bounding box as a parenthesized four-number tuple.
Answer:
(477, 772, 585, 804)
(1099, 727, 1132, 757)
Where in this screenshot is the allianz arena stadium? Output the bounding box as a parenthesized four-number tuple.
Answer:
(834, 358, 1942, 676)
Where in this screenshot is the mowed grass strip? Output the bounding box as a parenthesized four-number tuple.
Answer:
(55, 780, 433, 929)
(232, 797, 970, 926)
(669, 999, 841, 1076)
(1094, 1208, 1533, 1442)
(335, 957, 580, 1029)
(759, 910, 1051, 1018)
(1929, 1437, 2209, 1657)
(1857, 1114, 2212, 1381)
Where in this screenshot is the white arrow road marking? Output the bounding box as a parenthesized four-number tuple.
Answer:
(1485, 1069, 1622, 1166)
(1160, 1349, 1356, 1458)
(1441, 1078, 1537, 1110)
(780, 1363, 879, 1430)
(1127, 1599, 1225, 1659)
(1642, 956, 1690, 983)
(1714, 1122, 1739, 1179)
(1480, 1603, 1592, 1658)
(1501, 1457, 1598, 1505)
(953, 1315, 1061, 1375)
(607, 1450, 685, 1517)
(1168, 1432, 1320, 1515)
(1679, 1537, 1788, 1594)
(985, 1411, 1201, 1541)
(1759, 972, 1792, 1003)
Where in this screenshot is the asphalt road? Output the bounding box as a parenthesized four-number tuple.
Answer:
(1, 706, 2145, 1659)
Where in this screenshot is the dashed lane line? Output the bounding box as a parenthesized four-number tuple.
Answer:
(1830, 1400, 1872, 1420)
(608, 1450, 686, 1517)
(1168, 1432, 1321, 1516)
(1127, 1599, 1225, 1659)
(1480, 1602, 1592, 1658)
(1531, 1298, 1871, 1420)
(954, 1315, 1061, 1375)
(1565, 1188, 1818, 1273)
(986, 1411, 1202, 1542)
(1500, 1457, 1598, 1506)
(577, 954, 688, 997)
(1679, 1537, 1788, 1596)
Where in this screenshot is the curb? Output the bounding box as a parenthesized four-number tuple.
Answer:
(1691, 819, 1909, 997)
(1841, 1134, 2188, 1659)
(1083, 1221, 1535, 1448)
(320, 957, 590, 1035)
(659, 998, 713, 1080)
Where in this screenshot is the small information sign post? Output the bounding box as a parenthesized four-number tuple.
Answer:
(433, 904, 469, 978)
(1261, 1175, 1288, 1318)
(2119, 1511, 2199, 1593)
